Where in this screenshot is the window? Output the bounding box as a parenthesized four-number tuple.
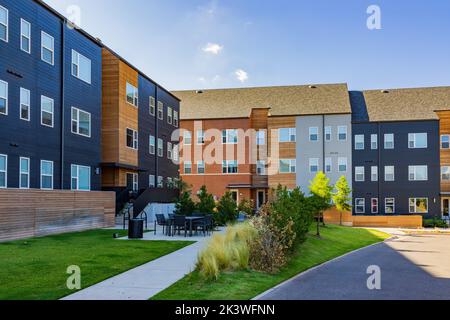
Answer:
(222, 129, 238, 144)
(167, 142, 172, 159)
(371, 166, 378, 182)
(184, 162, 192, 174)
(0, 5, 7, 42)
(173, 144, 179, 162)
(20, 88, 30, 121)
(157, 138, 163, 157)
(21, 19, 31, 53)
(157, 176, 163, 188)
(19, 157, 30, 189)
(167, 177, 173, 189)
(309, 127, 319, 142)
(0, 154, 6, 188)
(197, 161, 205, 174)
(371, 198, 379, 214)
(371, 134, 378, 150)
(183, 131, 192, 145)
(126, 173, 138, 191)
(197, 130, 205, 145)
(71, 164, 90, 191)
(442, 166, 450, 181)
(409, 198, 428, 214)
(71, 107, 91, 137)
(257, 160, 266, 175)
(149, 175, 155, 188)
(149, 135, 155, 155)
(126, 83, 138, 107)
(355, 198, 365, 214)
(149, 97, 155, 116)
(354, 135, 364, 150)
(338, 157, 348, 172)
(41, 96, 54, 127)
(126, 129, 138, 149)
(384, 166, 395, 181)
(41, 32, 54, 65)
(40, 160, 53, 190)
(338, 126, 347, 141)
(167, 107, 173, 124)
(279, 128, 296, 143)
(280, 159, 296, 174)
(355, 167, 365, 182)
(223, 160, 238, 174)
(385, 198, 395, 214)
(71, 50, 91, 84)
(325, 127, 332, 141)
(441, 135, 450, 149)
(256, 130, 265, 145)
(409, 165, 428, 181)
(173, 111, 179, 127)
(325, 158, 332, 173)
(408, 133, 427, 149)
(309, 158, 319, 173)
(157, 101, 163, 120)
(0, 80, 7, 115)
(384, 134, 394, 149)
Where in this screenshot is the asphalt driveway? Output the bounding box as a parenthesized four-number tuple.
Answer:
(257, 233, 450, 300)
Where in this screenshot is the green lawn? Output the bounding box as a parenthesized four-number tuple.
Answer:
(0, 229, 193, 300)
(152, 225, 390, 300)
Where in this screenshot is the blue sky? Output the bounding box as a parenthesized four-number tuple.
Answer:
(44, 0, 450, 91)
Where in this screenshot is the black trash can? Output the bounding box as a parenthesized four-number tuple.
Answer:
(128, 219, 144, 239)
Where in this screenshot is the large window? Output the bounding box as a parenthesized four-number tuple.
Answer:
(41, 96, 54, 127)
(126, 83, 138, 107)
(19, 157, 30, 189)
(126, 128, 138, 150)
(441, 166, 450, 181)
(0, 154, 7, 188)
(197, 161, 205, 174)
(72, 50, 91, 84)
(149, 97, 155, 116)
(371, 166, 378, 182)
(408, 133, 427, 149)
(20, 19, 31, 53)
(338, 157, 348, 172)
(149, 135, 155, 155)
(354, 135, 364, 150)
(40, 160, 53, 190)
(20, 88, 30, 121)
(279, 128, 296, 143)
(355, 198, 365, 214)
(384, 166, 395, 181)
(223, 160, 238, 174)
(71, 164, 90, 191)
(441, 135, 450, 149)
(384, 134, 394, 149)
(0, 5, 8, 42)
(371, 134, 378, 150)
(309, 127, 319, 142)
(325, 158, 332, 173)
(157, 101, 163, 120)
(280, 159, 296, 174)
(41, 31, 54, 65)
(385, 198, 395, 214)
(371, 198, 379, 214)
(126, 173, 138, 191)
(184, 162, 192, 174)
(309, 158, 319, 173)
(409, 165, 428, 181)
(157, 138, 163, 157)
(355, 166, 365, 182)
(409, 198, 428, 214)
(338, 126, 347, 141)
(222, 129, 238, 144)
(183, 131, 192, 145)
(256, 130, 265, 145)
(71, 107, 91, 137)
(257, 160, 266, 175)
(0, 80, 7, 115)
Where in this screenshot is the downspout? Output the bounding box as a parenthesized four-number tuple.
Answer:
(60, 21, 66, 189)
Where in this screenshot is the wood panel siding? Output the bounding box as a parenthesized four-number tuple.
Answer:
(0, 189, 115, 242)
(438, 111, 450, 192)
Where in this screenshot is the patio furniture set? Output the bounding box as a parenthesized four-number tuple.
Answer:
(154, 214, 215, 237)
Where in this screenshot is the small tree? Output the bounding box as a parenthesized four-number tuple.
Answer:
(216, 192, 238, 225)
(174, 191, 196, 216)
(332, 176, 352, 226)
(238, 198, 254, 216)
(197, 185, 216, 215)
(308, 172, 333, 237)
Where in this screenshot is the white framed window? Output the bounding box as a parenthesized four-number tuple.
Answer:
(149, 175, 155, 188)
(309, 127, 319, 142)
(408, 133, 427, 149)
(409, 198, 428, 214)
(41, 31, 54, 65)
(338, 157, 348, 172)
(0, 80, 7, 115)
(355, 198, 365, 214)
(355, 166, 365, 182)
(197, 130, 205, 145)
(257, 160, 266, 175)
(167, 177, 173, 189)
(385, 198, 395, 214)
(384, 134, 394, 149)
(157, 176, 164, 188)
(409, 165, 428, 181)
(71, 107, 91, 137)
(0, 154, 7, 188)
(173, 110, 179, 127)
(256, 130, 265, 145)
(20, 88, 30, 121)
(173, 144, 179, 162)
(309, 158, 319, 173)
(222, 129, 238, 144)
(197, 161, 205, 174)
(71, 164, 90, 191)
(371, 166, 378, 182)
(371, 198, 379, 214)
(223, 160, 238, 174)
(149, 96, 155, 116)
(354, 135, 364, 150)
(41, 95, 54, 127)
(325, 158, 332, 173)
(126, 82, 138, 107)
(157, 101, 164, 120)
(442, 166, 450, 181)
(0, 5, 8, 42)
(19, 157, 30, 189)
(279, 128, 296, 143)
(184, 161, 192, 174)
(71, 50, 92, 84)
(384, 166, 395, 181)
(167, 142, 172, 159)
(126, 128, 138, 150)
(371, 134, 378, 150)
(126, 173, 138, 191)
(157, 138, 163, 157)
(325, 126, 332, 141)
(441, 135, 449, 149)
(279, 159, 296, 174)
(40, 160, 53, 190)
(338, 126, 347, 141)
(20, 19, 31, 53)
(167, 107, 173, 124)
(149, 135, 155, 155)
(183, 131, 192, 145)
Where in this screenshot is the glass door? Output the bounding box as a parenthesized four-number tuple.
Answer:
(442, 198, 449, 219)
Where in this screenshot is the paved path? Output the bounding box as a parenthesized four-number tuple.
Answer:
(257, 234, 450, 300)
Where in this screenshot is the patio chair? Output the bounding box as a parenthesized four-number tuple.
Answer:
(205, 214, 214, 235)
(173, 215, 187, 237)
(193, 216, 208, 236)
(154, 214, 169, 235)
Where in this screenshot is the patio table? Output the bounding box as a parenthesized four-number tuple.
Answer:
(166, 216, 204, 237)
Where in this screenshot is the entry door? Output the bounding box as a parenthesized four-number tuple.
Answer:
(443, 198, 450, 219)
(230, 190, 239, 204)
(257, 190, 265, 209)
(127, 173, 138, 191)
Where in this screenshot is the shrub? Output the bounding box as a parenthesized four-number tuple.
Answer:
(423, 218, 449, 229)
(174, 191, 196, 216)
(215, 192, 238, 226)
(238, 198, 254, 216)
(197, 186, 216, 215)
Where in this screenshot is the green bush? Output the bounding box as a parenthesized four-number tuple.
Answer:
(197, 186, 216, 215)
(423, 218, 449, 229)
(237, 198, 254, 216)
(174, 191, 196, 216)
(215, 192, 238, 226)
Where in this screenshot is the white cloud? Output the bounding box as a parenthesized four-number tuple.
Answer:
(235, 69, 249, 83)
(202, 43, 223, 55)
